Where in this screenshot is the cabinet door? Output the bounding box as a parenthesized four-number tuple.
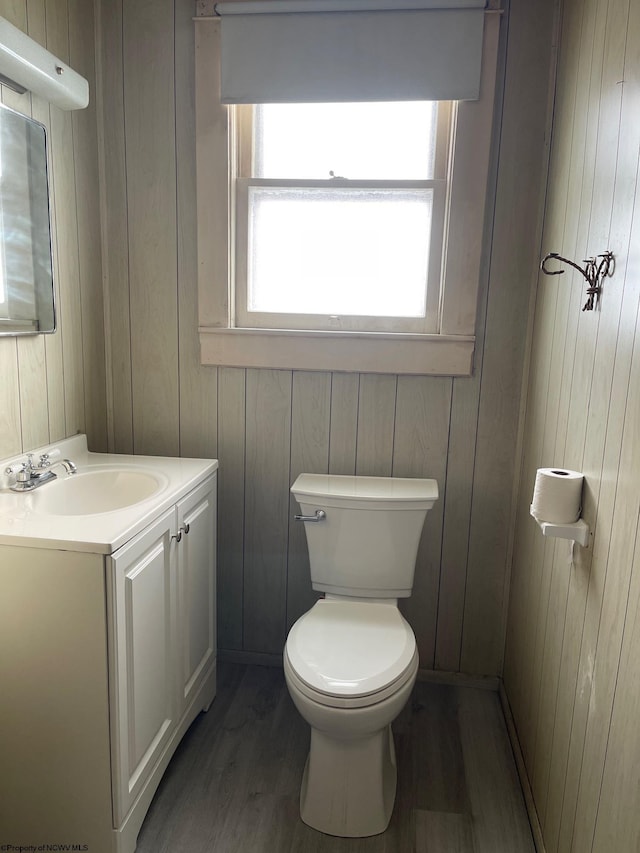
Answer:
(108, 508, 177, 825)
(177, 475, 217, 712)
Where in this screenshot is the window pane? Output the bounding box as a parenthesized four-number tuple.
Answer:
(247, 187, 433, 318)
(255, 102, 437, 180)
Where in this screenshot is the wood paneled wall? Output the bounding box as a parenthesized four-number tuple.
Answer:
(0, 0, 107, 459)
(504, 0, 640, 849)
(98, 0, 555, 676)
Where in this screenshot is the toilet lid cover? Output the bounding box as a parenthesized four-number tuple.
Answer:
(286, 600, 416, 698)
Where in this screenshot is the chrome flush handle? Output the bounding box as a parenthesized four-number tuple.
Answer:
(294, 510, 326, 523)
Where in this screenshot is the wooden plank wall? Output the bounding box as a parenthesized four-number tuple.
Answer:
(97, 0, 554, 676)
(0, 0, 107, 458)
(503, 0, 640, 849)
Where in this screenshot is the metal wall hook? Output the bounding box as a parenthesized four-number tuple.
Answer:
(540, 251, 614, 311)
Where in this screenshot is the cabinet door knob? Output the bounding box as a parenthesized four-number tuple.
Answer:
(171, 524, 190, 544)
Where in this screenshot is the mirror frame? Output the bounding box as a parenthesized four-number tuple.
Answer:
(0, 102, 56, 337)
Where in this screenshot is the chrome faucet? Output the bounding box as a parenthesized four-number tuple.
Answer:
(5, 453, 76, 492)
(50, 457, 77, 475)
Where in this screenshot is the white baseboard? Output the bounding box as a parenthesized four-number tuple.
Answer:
(499, 682, 547, 853)
(218, 648, 284, 667)
(416, 667, 500, 691)
(218, 649, 500, 690)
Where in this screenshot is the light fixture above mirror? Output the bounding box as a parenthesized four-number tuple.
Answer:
(0, 15, 88, 111)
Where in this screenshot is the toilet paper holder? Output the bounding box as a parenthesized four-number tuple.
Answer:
(530, 508, 590, 548)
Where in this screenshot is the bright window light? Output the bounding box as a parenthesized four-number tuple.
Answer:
(248, 186, 433, 318)
(237, 100, 446, 332)
(255, 102, 437, 180)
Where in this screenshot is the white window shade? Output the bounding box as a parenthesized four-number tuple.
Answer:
(216, 0, 487, 104)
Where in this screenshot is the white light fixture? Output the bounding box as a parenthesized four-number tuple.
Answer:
(0, 16, 88, 110)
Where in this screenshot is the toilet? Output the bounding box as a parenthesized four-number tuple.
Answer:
(285, 473, 438, 838)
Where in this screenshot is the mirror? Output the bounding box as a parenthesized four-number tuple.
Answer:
(0, 104, 55, 335)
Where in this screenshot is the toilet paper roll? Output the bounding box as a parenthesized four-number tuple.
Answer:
(530, 468, 583, 524)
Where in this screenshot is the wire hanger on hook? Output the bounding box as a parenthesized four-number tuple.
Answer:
(540, 251, 614, 311)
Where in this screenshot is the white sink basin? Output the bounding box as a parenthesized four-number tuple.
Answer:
(0, 434, 218, 552)
(31, 468, 166, 516)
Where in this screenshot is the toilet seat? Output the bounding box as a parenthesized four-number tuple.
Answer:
(285, 648, 418, 709)
(285, 599, 418, 709)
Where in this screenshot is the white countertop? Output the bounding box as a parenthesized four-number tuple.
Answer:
(0, 435, 218, 554)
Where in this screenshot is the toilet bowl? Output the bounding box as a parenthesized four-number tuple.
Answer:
(287, 473, 438, 838)
(284, 598, 418, 837)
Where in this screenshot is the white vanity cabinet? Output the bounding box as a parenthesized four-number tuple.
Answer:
(0, 445, 217, 853)
(176, 478, 217, 713)
(109, 477, 217, 831)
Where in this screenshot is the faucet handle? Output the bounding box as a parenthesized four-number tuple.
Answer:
(5, 461, 26, 476)
(37, 449, 60, 468)
(5, 454, 33, 476)
(15, 455, 35, 483)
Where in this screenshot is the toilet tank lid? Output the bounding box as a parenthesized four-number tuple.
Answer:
(291, 473, 438, 504)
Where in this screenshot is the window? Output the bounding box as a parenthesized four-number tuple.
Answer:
(194, 9, 500, 376)
(235, 101, 451, 335)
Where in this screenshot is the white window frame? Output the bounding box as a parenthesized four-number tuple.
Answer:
(235, 99, 450, 335)
(194, 13, 500, 376)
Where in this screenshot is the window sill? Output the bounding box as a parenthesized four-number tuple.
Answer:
(199, 326, 475, 375)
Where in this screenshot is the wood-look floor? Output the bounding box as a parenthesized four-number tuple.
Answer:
(136, 664, 534, 853)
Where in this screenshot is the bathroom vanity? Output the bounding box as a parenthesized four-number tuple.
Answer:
(0, 435, 217, 853)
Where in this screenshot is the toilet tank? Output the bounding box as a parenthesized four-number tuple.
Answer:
(291, 474, 438, 598)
